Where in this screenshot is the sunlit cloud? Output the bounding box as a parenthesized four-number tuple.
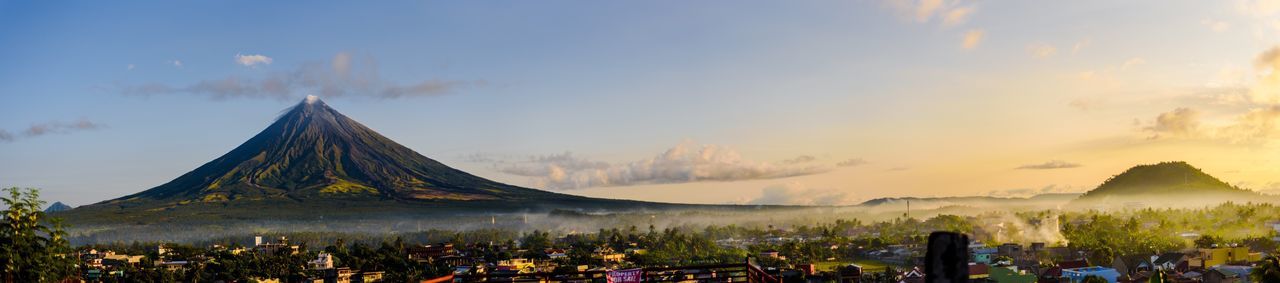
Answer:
(942, 6, 975, 27)
(1121, 57, 1147, 69)
(1143, 107, 1202, 139)
(1202, 19, 1232, 32)
(986, 184, 1082, 198)
(745, 182, 857, 206)
(1015, 160, 1081, 170)
(169, 60, 183, 68)
(1028, 43, 1057, 58)
(488, 141, 832, 190)
(836, 158, 868, 167)
(962, 29, 985, 50)
(234, 53, 273, 67)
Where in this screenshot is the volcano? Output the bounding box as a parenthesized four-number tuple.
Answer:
(63, 96, 665, 224)
(115, 96, 570, 203)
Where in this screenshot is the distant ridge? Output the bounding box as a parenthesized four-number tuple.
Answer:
(857, 193, 1080, 207)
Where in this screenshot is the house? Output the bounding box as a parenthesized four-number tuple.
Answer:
(545, 248, 567, 260)
(1039, 260, 1090, 283)
(969, 263, 990, 281)
(1111, 255, 1153, 277)
(255, 236, 299, 255)
(900, 267, 925, 283)
(356, 271, 384, 283)
(310, 252, 335, 270)
(998, 243, 1024, 257)
(1193, 247, 1261, 268)
(1205, 266, 1252, 283)
(497, 258, 535, 272)
(1061, 266, 1120, 283)
(1150, 252, 1189, 272)
(406, 244, 456, 262)
(1202, 269, 1238, 283)
(838, 264, 862, 283)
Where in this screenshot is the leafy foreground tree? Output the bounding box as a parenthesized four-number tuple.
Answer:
(0, 187, 77, 282)
(1253, 254, 1280, 283)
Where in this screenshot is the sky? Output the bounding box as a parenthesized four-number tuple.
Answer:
(4, 1, 1280, 206)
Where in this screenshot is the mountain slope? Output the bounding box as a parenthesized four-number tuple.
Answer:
(111, 96, 574, 204)
(44, 201, 72, 213)
(1069, 161, 1267, 208)
(1076, 161, 1251, 199)
(59, 96, 696, 226)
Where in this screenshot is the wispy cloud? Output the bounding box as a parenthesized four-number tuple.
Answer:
(234, 53, 273, 67)
(1027, 43, 1058, 58)
(117, 52, 482, 101)
(836, 158, 868, 167)
(1121, 57, 1147, 69)
(1015, 160, 1081, 170)
(487, 141, 832, 190)
(744, 182, 857, 206)
(986, 184, 1081, 198)
(962, 29, 984, 50)
(169, 60, 183, 68)
(1201, 19, 1231, 32)
(0, 119, 106, 143)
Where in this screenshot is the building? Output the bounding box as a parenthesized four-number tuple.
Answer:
(1150, 252, 1189, 272)
(1111, 255, 1153, 277)
(1193, 247, 1261, 268)
(1060, 266, 1120, 283)
(1204, 265, 1253, 283)
(256, 236, 300, 255)
(310, 252, 335, 270)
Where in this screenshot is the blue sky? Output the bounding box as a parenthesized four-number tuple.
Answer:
(4, 1, 1280, 206)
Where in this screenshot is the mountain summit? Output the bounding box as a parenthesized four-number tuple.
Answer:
(112, 96, 574, 204)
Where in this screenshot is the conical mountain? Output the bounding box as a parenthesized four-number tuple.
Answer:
(111, 96, 579, 204)
(44, 201, 72, 213)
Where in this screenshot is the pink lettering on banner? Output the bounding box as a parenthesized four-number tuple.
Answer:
(607, 268, 643, 283)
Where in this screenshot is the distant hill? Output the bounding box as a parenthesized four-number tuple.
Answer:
(1076, 161, 1252, 199)
(1070, 161, 1266, 208)
(59, 96, 691, 225)
(44, 201, 72, 213)
(856, 193, 1080, 211)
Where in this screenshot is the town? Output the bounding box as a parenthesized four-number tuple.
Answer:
(65, 204, 1280, 283)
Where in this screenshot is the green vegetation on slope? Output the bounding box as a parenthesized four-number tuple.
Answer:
(1078, 161, 1252, 199)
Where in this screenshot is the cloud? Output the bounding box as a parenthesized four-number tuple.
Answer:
(1121, 57, 1146, 69)
(886, 0, 977, 26)
(836, 158, 868, 167)
(961, 29, 984, 50)
(1068, 98, 1101, 110)
(127, 64, 135, 71)
(1015, 160, 1081, 170)
(1216, 105, 1280, 144)
(887, 166, 910, 171)
(1143, 107, 1202, 139)
(234, 53, 273, 67)
(1071, 39, 1090, 54)
(986, 184, 1081, 198)
(1201, 19, 1231, 32)
(1028, 43, 1057, 58)
(118, 52, 481, 100)
(1248, 46, 1280, 104)
(493, 141, 832, 190)
(781, 155, 817, 164)
(169, 60, 183, 68)
(746, 182, 857, 206)
(0, 119, 106, 143)
(941, 6, 975, 27)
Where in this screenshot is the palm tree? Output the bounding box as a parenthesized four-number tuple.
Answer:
(1252, 255, 1280, 283)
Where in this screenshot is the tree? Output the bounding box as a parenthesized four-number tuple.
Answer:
(0, 187, 77, 282)
(1194, 235, 1221, 249)
(1252, 255, 1280, 283)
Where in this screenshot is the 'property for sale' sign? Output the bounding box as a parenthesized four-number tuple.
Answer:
(607, 268, 643, 283)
